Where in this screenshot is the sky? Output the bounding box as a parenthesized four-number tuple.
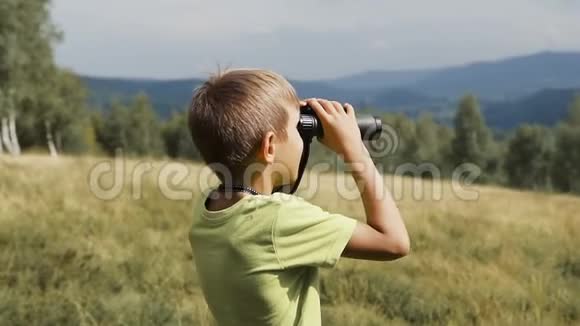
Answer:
(51, 0, 580, 80)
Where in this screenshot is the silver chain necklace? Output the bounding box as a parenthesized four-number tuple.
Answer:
(217, 184, 261, 196)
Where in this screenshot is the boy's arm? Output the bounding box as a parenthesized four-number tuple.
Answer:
(306, 99, 410, 261)
(343, 145, 410, 260)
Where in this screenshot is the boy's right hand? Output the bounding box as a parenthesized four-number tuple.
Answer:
(305, 98, 367, 162)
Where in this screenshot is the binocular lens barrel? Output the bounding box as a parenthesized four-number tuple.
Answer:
(297, 105, 382, 141)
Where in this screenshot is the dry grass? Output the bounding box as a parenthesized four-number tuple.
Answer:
(1, 154, 579, 325)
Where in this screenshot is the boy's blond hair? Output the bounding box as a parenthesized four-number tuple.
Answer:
(188, 68, 300, 180)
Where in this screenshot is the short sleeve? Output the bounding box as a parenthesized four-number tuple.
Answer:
(272, 196, 358, 269)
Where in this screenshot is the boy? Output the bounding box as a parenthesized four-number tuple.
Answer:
(187, 68, 410, 326)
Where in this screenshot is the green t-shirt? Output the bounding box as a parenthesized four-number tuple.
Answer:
(188, 187, 358, 326)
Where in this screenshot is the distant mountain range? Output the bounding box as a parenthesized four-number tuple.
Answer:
(329, 51, 580, 99)
(82, 51, 580, 130)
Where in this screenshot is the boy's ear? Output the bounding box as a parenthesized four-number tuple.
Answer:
(258, 131, 276, 164)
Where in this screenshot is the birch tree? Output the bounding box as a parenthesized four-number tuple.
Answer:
(0, 0, 60, 155)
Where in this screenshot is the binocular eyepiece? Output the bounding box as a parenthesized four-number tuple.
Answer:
(297, 105, 383, 141)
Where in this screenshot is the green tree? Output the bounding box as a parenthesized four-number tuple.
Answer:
(126, 93, 163, 156)
(40, 69, 94, 155)
(0, 0, 61, 155)
(98, 101, 130, 155)
(415, 113, 454, 174)
(551, 96, 580, 193)
(551, 126, 580, 194)
(504, 125, 554, 190)
(162, 111, 200, 160)
(377, 113, 419, 173)
(451, 94, 495, 182)
(98, 94, 163, 157)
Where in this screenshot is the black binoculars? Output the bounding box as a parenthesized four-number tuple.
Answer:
(297, 105, 383, 141)
(272, 104, 383, 194)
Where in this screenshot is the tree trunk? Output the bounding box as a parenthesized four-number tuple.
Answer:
(45, 120, 58, 157)
(55, 130, 63, 153)
(8, 111, 20, 155)
(1, 117, 13, 154)
(0, 122, 3, 155)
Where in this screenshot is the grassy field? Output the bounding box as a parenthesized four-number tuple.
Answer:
(1, 154, 579, 325)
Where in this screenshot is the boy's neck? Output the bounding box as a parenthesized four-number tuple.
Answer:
(228, 175, 275, 195)
(207, 175, 279, 212)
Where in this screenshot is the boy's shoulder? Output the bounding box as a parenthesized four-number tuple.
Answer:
(257, 192, 325, 216)
(268, 191, 307, 204)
